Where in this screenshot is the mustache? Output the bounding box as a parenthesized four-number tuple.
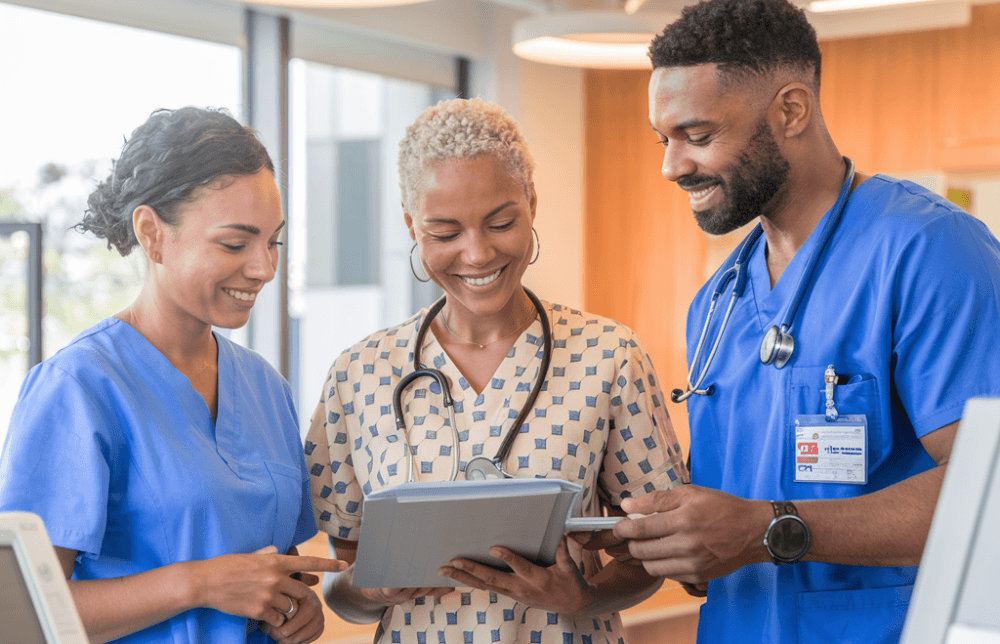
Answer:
(676, 175, 721, 191)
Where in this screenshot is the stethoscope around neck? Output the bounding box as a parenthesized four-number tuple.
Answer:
(671, 157, 856, 404)
(391, 287, 553, 482)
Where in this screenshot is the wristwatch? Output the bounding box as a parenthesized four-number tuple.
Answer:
(763, 500, 811, 565)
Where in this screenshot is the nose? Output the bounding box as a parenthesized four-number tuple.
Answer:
(661, 141, 696, 183)
(462, 230, 496, 267)
(245, 242, 278, 283)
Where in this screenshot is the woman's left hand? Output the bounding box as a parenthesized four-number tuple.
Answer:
(438, 537, 595, 614)
(259, 588, 325, 644)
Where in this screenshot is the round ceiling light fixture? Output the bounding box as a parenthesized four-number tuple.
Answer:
(512, 11, 675, 70)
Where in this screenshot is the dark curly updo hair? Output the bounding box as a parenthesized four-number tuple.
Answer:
(649, 0, 822, 89)
(78, 107, 274, 256)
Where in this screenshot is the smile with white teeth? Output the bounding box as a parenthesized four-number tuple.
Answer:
(460, 267, 503, 286)
(687, 184, 718, 199)
(224, 288, 256, 302)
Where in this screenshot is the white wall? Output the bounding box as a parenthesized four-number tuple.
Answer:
(518, 60, 586, 311)
(471, 6, 587, 311)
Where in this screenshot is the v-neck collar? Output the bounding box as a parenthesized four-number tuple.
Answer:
(108, 319, 246, 475)
(416, 308, 548, 438)
(748, 204, 838, 330)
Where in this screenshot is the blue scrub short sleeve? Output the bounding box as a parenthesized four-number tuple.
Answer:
(599, 329, 688, 505)
(0, 362, 114, 556)
(304, 364, 363, 541)
(892, 213, 1000, 438)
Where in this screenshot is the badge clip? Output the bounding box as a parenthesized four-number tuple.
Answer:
(824, 365, 839, 422)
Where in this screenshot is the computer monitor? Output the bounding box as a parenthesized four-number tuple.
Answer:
(0, 512, 88, 644)
(901, 397, 1000, 644)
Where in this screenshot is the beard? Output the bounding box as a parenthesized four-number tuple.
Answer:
(682, 120, 790, 236)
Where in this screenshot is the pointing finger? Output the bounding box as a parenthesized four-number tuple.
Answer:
(279, 555, 349, 574)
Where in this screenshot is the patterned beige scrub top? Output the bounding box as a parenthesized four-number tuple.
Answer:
(305, 300, 688, 644)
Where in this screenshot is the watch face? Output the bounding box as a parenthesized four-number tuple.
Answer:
(769, 516, 809, 559)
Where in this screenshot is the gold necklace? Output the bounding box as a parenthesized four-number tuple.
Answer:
(441, 307, 537, 349)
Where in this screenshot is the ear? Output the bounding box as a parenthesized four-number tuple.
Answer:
(527, 185, 537, 222)
(771, 82, 813, 139)
(133, 205, 165, 264)
(403, 206, 416, 241)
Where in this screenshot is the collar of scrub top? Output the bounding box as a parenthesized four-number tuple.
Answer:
(671, 157, 856, 404)
(391, 287, 553, 482)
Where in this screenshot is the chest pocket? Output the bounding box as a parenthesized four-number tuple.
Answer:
(263, 460, 304, 551)
(786, 367, 885, 492)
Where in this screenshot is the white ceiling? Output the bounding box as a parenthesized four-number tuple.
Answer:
(5, 0, 993, 63)
(283, 0, 987, 45)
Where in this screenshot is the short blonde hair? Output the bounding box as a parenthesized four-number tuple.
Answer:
(398, 98, 535, 215)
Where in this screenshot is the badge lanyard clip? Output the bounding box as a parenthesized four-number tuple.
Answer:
(824, 365, 839, 422)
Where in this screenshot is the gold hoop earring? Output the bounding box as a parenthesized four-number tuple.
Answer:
(529, 227, 541, 265)
(409, 243, 430, 283)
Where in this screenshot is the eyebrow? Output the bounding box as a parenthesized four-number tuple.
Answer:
(423, 201, 518, 225)
(650, 118, 713, 134)
(218, 221, 286, 235)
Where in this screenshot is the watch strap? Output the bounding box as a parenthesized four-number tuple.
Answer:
(771, 500, 799, 518)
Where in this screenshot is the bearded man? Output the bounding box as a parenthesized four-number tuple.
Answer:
(613, 1, 1000, 643)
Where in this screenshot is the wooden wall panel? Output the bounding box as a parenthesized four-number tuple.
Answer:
(820, 28, 941, 173)
(821, 3, 1000, 173)
(584, 69, 708, 454)
(937, 3, 1000, 150)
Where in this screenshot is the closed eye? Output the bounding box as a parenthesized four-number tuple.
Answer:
(428, 232, 460, 242)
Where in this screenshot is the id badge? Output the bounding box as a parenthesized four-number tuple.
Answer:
(794, 415, 868, 485)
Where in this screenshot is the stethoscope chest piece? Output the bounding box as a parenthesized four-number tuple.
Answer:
(464, 457, 506, 481)
(760, 325, 794, 368)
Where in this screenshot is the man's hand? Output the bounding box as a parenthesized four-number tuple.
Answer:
(614, 485, 771, 585)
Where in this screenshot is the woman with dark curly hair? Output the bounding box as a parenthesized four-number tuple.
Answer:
(0, 107, 345, 644)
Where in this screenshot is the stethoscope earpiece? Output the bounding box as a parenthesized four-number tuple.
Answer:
(760, 325, 795, 369)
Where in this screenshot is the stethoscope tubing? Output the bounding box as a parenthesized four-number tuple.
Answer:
(776, 157, 856, 339)
(392, 287, 553, 481)
(392, 369, 460, 482)
(672, 226, 762, 403)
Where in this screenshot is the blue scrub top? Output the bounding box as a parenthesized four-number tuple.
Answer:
(0, 318, 317, 644)
(685, 176, 1000, 644)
